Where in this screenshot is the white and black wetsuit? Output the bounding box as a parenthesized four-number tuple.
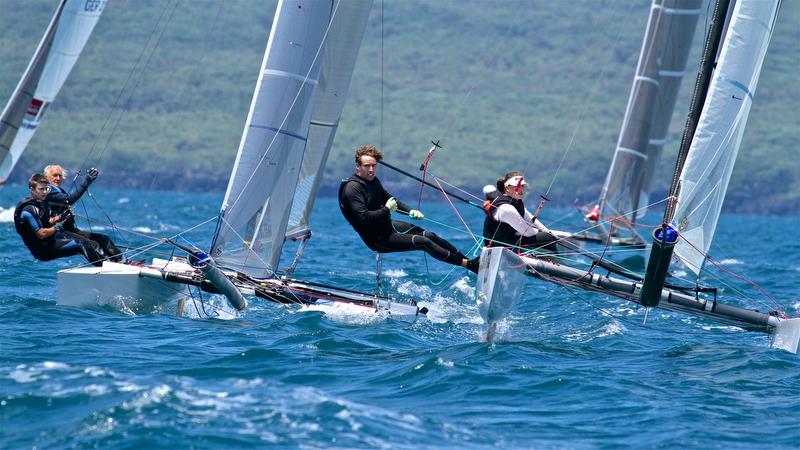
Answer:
(13, 197, 105, 265)
(338, 175, 466, 266)
(482, 194, 558, 253)
(46, 174, 122, 263)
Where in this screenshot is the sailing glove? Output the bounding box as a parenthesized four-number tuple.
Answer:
(87, 167, 99, 183)
(385, 197, 397, 213)
(409, 209, 424, 220)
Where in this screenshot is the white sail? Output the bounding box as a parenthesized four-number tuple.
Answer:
(0, 0, 106, 184)
(285, 0, 372, 240)
(671, 0, 781, 274)
(210, 0, 334, 277)
(598, 0, 702, 228)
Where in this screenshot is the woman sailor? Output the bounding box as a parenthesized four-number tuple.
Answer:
(482, 171, 559, 255)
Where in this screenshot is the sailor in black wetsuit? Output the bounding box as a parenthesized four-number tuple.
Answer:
(14, 174, 105, 266)
(339, 145, 479, 273)
(44, 164, 123, 263)
(482, 171, 559, 254)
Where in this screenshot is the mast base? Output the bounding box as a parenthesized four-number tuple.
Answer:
(639, 226, 678, 308)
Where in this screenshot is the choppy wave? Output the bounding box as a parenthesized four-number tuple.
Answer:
(0, 207, 13, 223)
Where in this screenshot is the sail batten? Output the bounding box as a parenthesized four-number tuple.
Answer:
(671, 0, 781, 275)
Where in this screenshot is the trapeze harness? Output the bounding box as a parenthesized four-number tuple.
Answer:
(14, 197, 82, 262)
(482, 194, 525, 248)
(338, 175, 466, 266)
(14, 197, 106, 265)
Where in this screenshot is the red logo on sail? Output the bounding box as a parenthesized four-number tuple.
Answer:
(26, 98, 44, 116)
(22, 98, 50, 129)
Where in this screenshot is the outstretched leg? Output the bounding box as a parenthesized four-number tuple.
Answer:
(61, 231, 106, 266)
(87, 232, 123, 262)
(371, 221, 466, 266)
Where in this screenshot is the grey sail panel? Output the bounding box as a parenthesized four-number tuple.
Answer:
(285, 0, 372, 240)
(599, 0, 702, 227)
(671, 0, 781, 275)
(210, 0, 333, 277)
(0, 0, 105, 184)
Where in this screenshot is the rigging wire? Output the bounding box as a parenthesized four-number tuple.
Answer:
(526, 2, 639, 198)
(220, 0, 342, 228)
(59, 1, 182, 244)
(78, 0, 181, 171)
(380, 0, 384, 151)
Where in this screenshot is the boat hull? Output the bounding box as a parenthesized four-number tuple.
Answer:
(57, 260, 191, 314)
(56, 259, 424, 320)
(247, 276, 424, 320)
(475, 247, 798, 353)
(476, 247, 528, 341)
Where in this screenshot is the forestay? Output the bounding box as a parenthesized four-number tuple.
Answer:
(285, 0, 372, 241)
(671, 0, 781, 274)
(0, 0, 105, 184)
(598, 0, 701, 228)
(210, 0, 335, 277)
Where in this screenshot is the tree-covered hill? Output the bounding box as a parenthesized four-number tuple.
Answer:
(1, 0, 797, 214)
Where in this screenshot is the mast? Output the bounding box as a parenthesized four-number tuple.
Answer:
(0, 0, 105, 184)
(639, 0, 731, 307)
(640, 0, 782, 305)
(669, 0, 782, 274)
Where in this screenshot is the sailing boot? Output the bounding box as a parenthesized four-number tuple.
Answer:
(466, 256, 480, 274)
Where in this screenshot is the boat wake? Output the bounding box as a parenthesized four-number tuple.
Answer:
(298, 302, 388, 325)
(0, 207, 13, 223)
(179, 296, 240, 320)
(481, 318, 513, 343)
(393, 276, 481, 325)
(563, 318, 627, 343)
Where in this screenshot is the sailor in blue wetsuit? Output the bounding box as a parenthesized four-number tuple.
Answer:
(339, 145, 479, 273)
(43, 164, 122, 263)
(14, 173, 105, 266)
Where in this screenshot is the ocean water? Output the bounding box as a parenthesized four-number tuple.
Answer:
(1, 186, 798, 449)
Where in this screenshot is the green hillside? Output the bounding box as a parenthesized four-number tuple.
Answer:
(1, 0, 798, 214)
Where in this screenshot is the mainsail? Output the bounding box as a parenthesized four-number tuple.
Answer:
(597, 0, 702, 230)
(285, 0, 373, 241)
(671, 0, 782, 274)
(210, 0, 341, 277)
(0, 0, 105, 184)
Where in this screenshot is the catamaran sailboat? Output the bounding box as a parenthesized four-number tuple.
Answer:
(56, 0, 424, 319)
(477, 0, 800, 353)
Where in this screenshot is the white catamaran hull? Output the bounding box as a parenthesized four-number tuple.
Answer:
(57, 259, 193, 314)
(57, 258, 424, 320)
(475, 247, 528, 341)
(475, 247, 800, 353)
